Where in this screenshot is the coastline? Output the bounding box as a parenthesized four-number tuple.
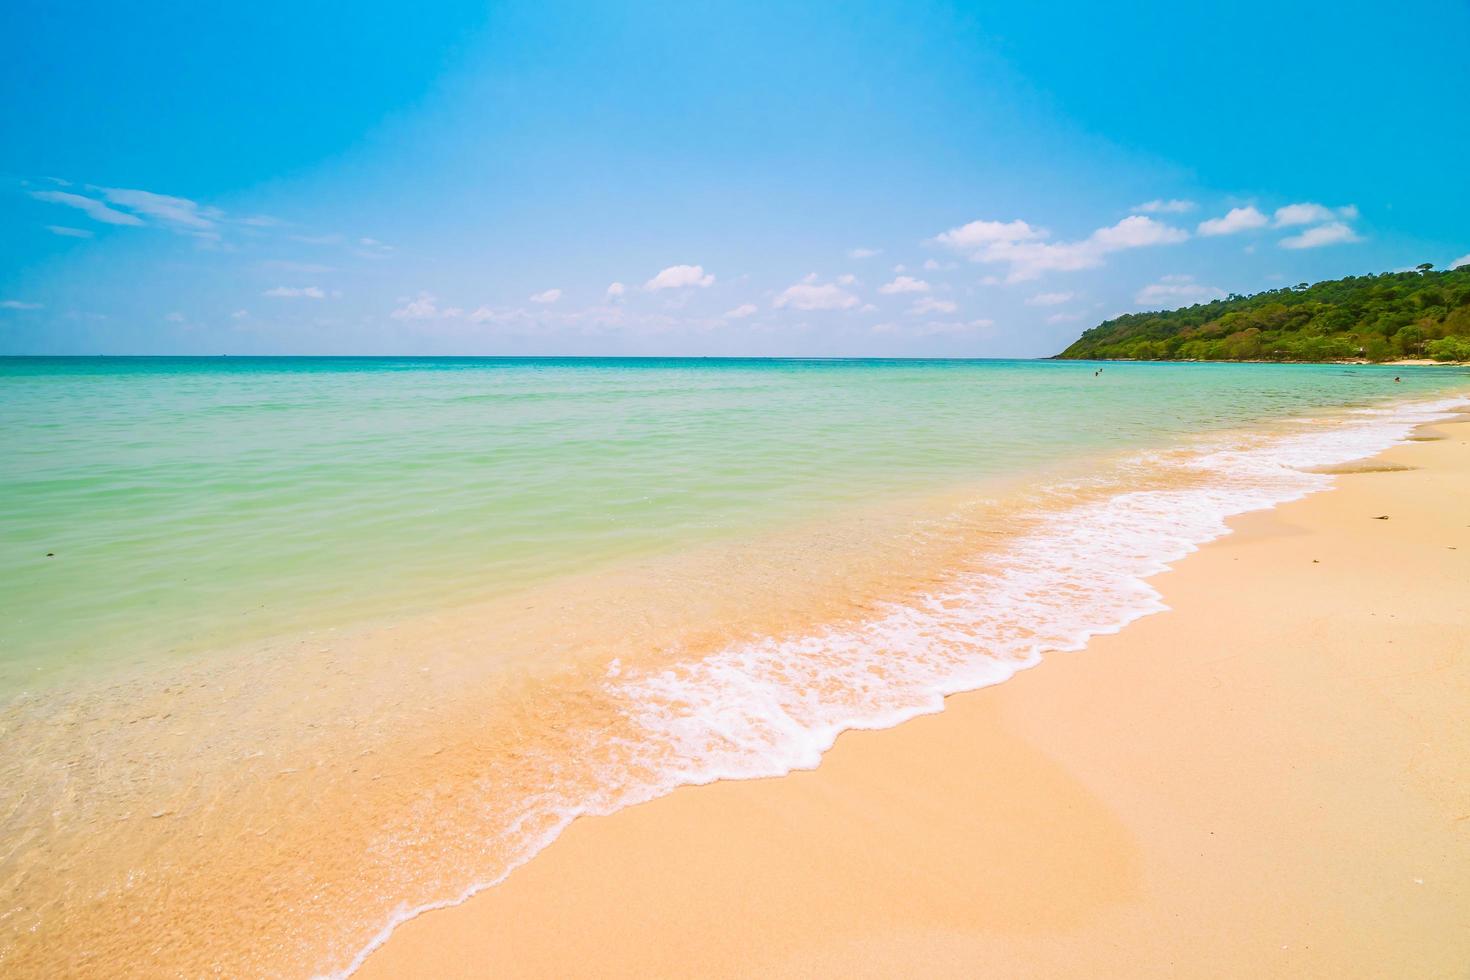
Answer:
(1054, 357, 1467, 366)
(357, 410, 1470, 978)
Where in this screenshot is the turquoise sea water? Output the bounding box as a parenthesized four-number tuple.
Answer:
(2, 356, 1465, 691)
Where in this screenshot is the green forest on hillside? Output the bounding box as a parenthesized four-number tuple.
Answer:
(1057, 265, 1470, 362)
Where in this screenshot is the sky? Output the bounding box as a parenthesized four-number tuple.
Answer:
(2, 0, 1468, 357)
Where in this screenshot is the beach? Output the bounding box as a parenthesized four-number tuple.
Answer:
(2, 360, 1467, 978)
(358, 412, 1470, 979)
(10, 1, 1470, 974)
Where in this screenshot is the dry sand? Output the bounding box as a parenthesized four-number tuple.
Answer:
(358, 416, 1470, 980)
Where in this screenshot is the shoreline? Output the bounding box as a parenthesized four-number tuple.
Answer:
(1055, 357, 1468, 366)
(357, 408, 1470, 978)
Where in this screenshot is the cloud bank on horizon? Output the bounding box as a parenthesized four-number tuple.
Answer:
(1, 0, 1466, 356)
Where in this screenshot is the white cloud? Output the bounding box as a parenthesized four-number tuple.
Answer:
(922, 258, 956, 271)
(30, 190, 143, 226)
(264, 286, 327, 299)
(848, 247, 882, 259)
(1135, 274, 1227, 306)
(164, 311, 186, 323)
(644, 264, 715, 291)
(1091, 216, 1188, 249)
(46, 225, 94, 238)
(935, 214, 1187, 281)
(605, 282, 626, 300)
(1279, 222, 1360, 249)
(1026, 291, 1073, 306)
(773, 277, 859, 311)
(910, 296, 957, 315)
(1197, 206, 1268, 236)
(933, 219, 1046, 251)
(1, 299, 42, 310)
(390, 292, 461, 319)
(836, 273, 857, 285)
(878, 275, 931, 294)
(1133, 199, 1196, 214)
(724, 303, 758, 319)
(1449, 253, 1470, 270)
(1046, 312, 1083, 324)
(1272, 202, 1334, 227)
(231, 309, 249, 319)
(97, 187, 218, 229)
(529, 288, 562, 304)
(1273, 202, 1358, 227)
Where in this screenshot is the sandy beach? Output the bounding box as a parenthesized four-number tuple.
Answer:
(358, 411, 1470, 979)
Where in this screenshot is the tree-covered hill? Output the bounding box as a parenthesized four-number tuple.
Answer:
(1056, 265, 1470, 362)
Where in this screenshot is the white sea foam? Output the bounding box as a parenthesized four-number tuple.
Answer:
(332, 394, 1464, 978)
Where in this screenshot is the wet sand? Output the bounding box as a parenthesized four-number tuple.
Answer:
(358, 415, 1470, 979)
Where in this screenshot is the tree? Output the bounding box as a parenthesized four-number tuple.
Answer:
(1426, 336, 1470, 361)
(1055, 265, 1470, 362)
(1395, 324, 1425, 356)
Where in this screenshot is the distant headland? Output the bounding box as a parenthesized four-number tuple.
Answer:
(1057, 265, 1470, 363)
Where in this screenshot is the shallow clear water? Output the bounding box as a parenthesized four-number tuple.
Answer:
(2, 356, 1464, 690)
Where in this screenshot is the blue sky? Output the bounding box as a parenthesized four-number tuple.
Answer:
(2, 0, 1467, 356)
